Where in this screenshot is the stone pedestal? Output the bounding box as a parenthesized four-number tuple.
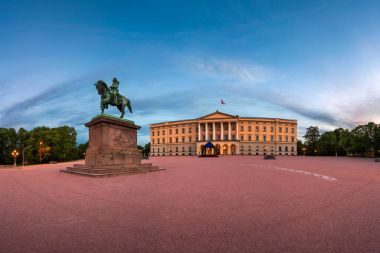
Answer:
(61, 115, 162, 177)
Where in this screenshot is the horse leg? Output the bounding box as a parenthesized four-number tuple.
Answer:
(100, 101, 104, 114)
(117, 101, 125, 118)
(126, 99, 133, 113)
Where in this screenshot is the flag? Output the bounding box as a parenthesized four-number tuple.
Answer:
(221, 99, 226, 105)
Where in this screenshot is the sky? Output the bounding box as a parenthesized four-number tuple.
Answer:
(1, 0, 380, 145)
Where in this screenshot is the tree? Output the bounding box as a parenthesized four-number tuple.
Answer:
(297, 140, 306, 156)
(351, 123, 376, 157)
(317, 131, 337, 156)
(374, 125, 380, 157)
(337, 128, 354, 156)
(144, 142, 150, 157)
(304, 126, 320, 156)
(0, 128, 18, 164)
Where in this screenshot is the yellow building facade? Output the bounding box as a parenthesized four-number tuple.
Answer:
(149, 111, 297, 156)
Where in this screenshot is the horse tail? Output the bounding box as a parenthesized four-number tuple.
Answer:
(127, 99, 133, 113)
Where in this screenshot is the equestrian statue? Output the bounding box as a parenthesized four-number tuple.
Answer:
(94, 78, 132, 118)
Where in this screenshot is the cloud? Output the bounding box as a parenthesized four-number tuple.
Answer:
(186, 57, 272, 84)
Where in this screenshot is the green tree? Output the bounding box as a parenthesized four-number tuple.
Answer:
(304, 126, 320, 156)
(374, 125, 380, 157)
(351, 123, 376, 157)
(337, 128, 353, 156)
(297, 140, 305, 156)
(144, 142, 150, 157)
(317, 131, 337, 156)
(0, 128, 18, 164)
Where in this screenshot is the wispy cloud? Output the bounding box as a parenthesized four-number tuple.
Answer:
(186, 57, 272, 84)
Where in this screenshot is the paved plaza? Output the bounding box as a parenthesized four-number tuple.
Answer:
(1, 156, 380, 253)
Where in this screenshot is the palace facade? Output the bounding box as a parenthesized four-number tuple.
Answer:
(149, 111, 297, 156)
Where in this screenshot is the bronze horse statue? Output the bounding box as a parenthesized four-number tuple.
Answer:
(95, 80, 132, 118)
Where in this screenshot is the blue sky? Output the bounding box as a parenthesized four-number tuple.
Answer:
(1, 0, 380, 145)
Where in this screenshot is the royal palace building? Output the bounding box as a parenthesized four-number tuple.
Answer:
(149, 111, 297, 156)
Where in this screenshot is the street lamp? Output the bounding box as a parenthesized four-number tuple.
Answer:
(11, 149, 19, 167)
(39, 141, 43, 163)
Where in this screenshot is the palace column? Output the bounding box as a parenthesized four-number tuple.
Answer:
(236, 122, 239, 140)
(198, 123, 201, 141)
(213, 122, 216, 141)
(228, 122, 231, 140)
(220, 122, 223, 140)
(205, 123, 208, 141)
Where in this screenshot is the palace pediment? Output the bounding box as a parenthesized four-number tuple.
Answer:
(198, 111, 238, 120)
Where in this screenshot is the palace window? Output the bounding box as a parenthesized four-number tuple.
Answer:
(224, 135, 228, 141)
(263, 135, 267, 142)
(263, 126, 267, 132)
(152, 148, 155, 153)
(218, 135, 221, 141)
(232, 135, 236, 140)
(152, 140, 155, 144)
(162, 130, 165, 135)
(285, 136, 288, 142)
(176, 137, 178, 143)
(248, 146, 252, 151)
(189, 128, 192, 133)
(240, 126, 244, 131)
(196, 136, 198, 141)
(256, 146, 259, 151)
(196, 127, 198, 132)
(255, 126, 259, 132)
(182, 128, 185, 134)
(291, 128, 294, 133)
(170, 137, 172, 143)
(285, 146, 288, 152)
(158, 148, 160, 153)
(270, 135, 274, 142)
(152, 131, 155, 136)
(176, 147, 178, 152)
(278, 136, 282, 142)
(176, 129, 178, 134)
(232, 125, 235, 130)
(203, 136, 206, 141)
(182, 147, 185, 152)
(240, 135, 244, 141)
(182, 137, 185, 143)
(270, 127, 274, 132)
(170, 129, 172, 135)
(279, 146, 282, 151)
(279, 127, 282, 133)
(189, 147, 192, 152)
(189, 137, 192, 142)
(157, 131, 160, 136)
(255, 135, 259, 141)
(162, 138, 165, 144)
(163, 148, 165, 153)
(158, 139, 160, 144)
(291, 137, 295, 142)
(248, 126, 252, 132)
(224, 125, 228, 131)
(248, 135, 252, 141)
(285, 128, 288, 133)
(291, 147, 294, 152)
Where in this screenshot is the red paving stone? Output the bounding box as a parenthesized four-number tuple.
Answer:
(0, 156, 380, 253)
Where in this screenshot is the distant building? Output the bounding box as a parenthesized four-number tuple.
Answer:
(149, 111, 297, 156)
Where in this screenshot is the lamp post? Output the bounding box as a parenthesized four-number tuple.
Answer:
(39, 141, 43, 163)
(11, 149, 19, 167)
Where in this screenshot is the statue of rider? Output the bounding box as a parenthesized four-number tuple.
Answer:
(110, 77, 120, 104)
